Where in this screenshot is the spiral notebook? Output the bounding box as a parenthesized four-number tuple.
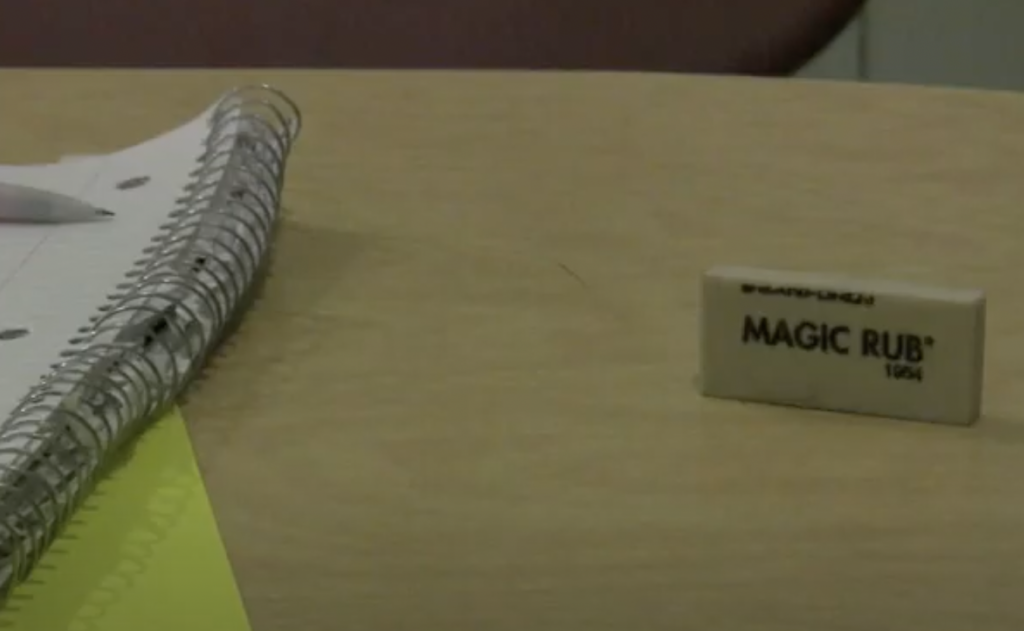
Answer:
(0, 85, 302, 599)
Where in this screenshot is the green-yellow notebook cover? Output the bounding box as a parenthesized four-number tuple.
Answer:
(0, 408, 250, 631)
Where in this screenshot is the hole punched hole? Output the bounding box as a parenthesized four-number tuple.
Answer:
(115, 176, 151, 191)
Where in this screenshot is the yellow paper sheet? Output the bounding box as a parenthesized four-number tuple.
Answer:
(0, 408, 251, 631)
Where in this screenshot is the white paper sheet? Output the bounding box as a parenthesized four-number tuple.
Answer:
(0, 103, 219, 474)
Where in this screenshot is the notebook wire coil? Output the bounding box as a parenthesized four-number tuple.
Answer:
(0, 85, 302, 597)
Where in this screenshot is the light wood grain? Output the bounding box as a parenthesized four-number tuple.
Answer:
(4, 70, 1024, 630)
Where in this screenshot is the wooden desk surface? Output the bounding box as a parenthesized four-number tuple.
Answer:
(4, 70, 1024, 630)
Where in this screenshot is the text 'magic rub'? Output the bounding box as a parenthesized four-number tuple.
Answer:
(699, 266, 986, 426)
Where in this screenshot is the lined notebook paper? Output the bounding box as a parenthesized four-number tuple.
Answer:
(0, 86, 301, 603)
(0, 107, 214, 469)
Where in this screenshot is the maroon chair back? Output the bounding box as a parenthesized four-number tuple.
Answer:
(0, 0, 864, 74)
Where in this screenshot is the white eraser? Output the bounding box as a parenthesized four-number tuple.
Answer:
(699, 266, 986, 426)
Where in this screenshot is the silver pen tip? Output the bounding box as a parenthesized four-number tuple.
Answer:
(96, 208, 116, 217)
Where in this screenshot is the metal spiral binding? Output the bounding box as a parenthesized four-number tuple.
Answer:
(0, 85, 302, 599)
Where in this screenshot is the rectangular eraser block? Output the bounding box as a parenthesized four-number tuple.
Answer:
(699, 266, 986, 426)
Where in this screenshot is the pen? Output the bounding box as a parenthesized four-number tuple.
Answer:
(0, 181, 114, 224)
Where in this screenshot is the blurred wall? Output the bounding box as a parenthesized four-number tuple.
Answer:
(798, 0, 1024, 91)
